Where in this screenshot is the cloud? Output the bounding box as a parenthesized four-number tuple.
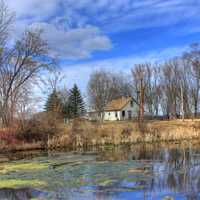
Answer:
(8, 0, 200, 33)
(6, 0, 199, 60)
(56, 0, 200, 33)
(7, 0, 59, 21)
(7, 0, 112, 59)
(62, 45, 187, 92)
(30, 23, 112, 59)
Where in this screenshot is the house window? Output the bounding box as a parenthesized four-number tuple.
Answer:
(108, 112, 110, 116)
(115, 112, 118, 118)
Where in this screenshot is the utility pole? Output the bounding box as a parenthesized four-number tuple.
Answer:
(140, 79, 145, 121)
(181, 84, 185, 121)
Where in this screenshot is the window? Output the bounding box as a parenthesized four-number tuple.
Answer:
(108, 112, 110, 116)
(115, 112, 118, 118)
(130, 101, 134, 107)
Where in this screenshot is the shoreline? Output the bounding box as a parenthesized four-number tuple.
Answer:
(1, 137, 200, 154)
(1, 119, 200, 153)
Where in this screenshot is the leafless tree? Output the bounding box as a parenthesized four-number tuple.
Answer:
(0, 28, 56, 127)
(0, 0, 14, 47)
(183, 43, 200, 117)
(131, 63, 162, 117)
(160, 59, 183, 118)
(87, 69, 132, 117)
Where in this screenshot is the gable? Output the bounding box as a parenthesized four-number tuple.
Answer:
(105, 97, 137, 111)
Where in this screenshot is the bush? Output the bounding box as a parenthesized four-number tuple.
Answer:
(121, 127, 133, 138)
(0, 129, 20, 145)
(16, 112, 62, 143)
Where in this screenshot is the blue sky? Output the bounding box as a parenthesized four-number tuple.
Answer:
(7, 0, 200, 92)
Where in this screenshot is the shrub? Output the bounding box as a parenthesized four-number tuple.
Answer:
(0, 129, 20, 145)
(16, 112, 62, 143)
(121, 127, 133, 138)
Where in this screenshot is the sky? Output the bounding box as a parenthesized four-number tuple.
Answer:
(6, 0, 200, 93)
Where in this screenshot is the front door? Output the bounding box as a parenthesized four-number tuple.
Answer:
(122, 110, 125, 120)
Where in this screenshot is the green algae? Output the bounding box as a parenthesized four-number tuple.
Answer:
(0, 162, 48, 174)
(0, 179, 47, 189)
(98, 179, 116, 186)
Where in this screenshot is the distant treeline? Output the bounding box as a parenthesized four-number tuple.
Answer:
(1, 0, 200, 129)
(87, 43, 200, 119)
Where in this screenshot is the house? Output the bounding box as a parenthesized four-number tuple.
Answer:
(103, 97, 139, 121)
(86, 110, 102, 121)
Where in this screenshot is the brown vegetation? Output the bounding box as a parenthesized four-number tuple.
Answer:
(1, 118, 200, 152)
(0, 119, 200, 150)
(47, 119, 200, 150)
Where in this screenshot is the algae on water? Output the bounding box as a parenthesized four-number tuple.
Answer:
(0, 179, 47, 189)
(0, 162, 48, 174)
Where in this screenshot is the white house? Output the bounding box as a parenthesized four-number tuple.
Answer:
(103, 97, 139, 121)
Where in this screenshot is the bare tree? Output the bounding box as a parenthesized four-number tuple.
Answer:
(131, 64, 146, 119)
(39, 69, 65, 95)
(160, 59, 183, 118)
(184, 43, 200, 117)
(87, 70, 132, 117)
(0, 29, 56, 127)
(0, 0, 14, 47)
(131, 63, 162, 118)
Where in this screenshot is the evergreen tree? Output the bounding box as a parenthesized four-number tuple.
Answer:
(62, 101, 72, 119)
(45, 90, 63, 114)
(68, 84, 85, 118)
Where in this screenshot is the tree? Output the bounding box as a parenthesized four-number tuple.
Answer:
(0, 1, 14, 48)
(68, 84, 85, 118)
(0, 29, 56, 127)
(87, 70, 132, 118)
(183, 43, 200, 117)
(131, 64, 146, 120)
(0, 2, 57, 128)
(45, 90, 63, 114)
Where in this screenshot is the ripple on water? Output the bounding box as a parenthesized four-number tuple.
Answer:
(0, 143, 200, 200)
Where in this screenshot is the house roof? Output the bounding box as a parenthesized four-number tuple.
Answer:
(105, 97, 136, 111)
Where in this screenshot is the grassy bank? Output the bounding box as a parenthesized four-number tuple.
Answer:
(48, 119, 200, 149)
(1, 119, 200, 152)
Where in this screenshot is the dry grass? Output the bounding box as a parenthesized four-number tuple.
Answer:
(2, 119, 200, 151)
(48, 119, 200, 149)
(0, 142, 44, 152)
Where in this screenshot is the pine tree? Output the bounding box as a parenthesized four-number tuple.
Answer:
(68, 84, 85, 118)
(62, 101, 72, 119)
(45, 90, 63, 114)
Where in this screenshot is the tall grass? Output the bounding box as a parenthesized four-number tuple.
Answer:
(1, 118, 200, 151)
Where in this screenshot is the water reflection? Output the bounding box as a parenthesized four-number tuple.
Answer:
(0, 188, 44, 200)
(1, 142, 200, 200)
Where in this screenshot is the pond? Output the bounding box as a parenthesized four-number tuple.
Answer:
(0, 142, 200, 200)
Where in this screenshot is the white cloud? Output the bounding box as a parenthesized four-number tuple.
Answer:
(7, 0, 112, 59)
(30, 22, 112, 59)
(62, 45, 187, 92)
(8, 0, 200, 33)
(6, 0, 199, 60)
(7, 0, 59, 21)
(57, 0, 200, 33)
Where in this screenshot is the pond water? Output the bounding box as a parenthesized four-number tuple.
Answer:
(0, 142, 200, 200)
